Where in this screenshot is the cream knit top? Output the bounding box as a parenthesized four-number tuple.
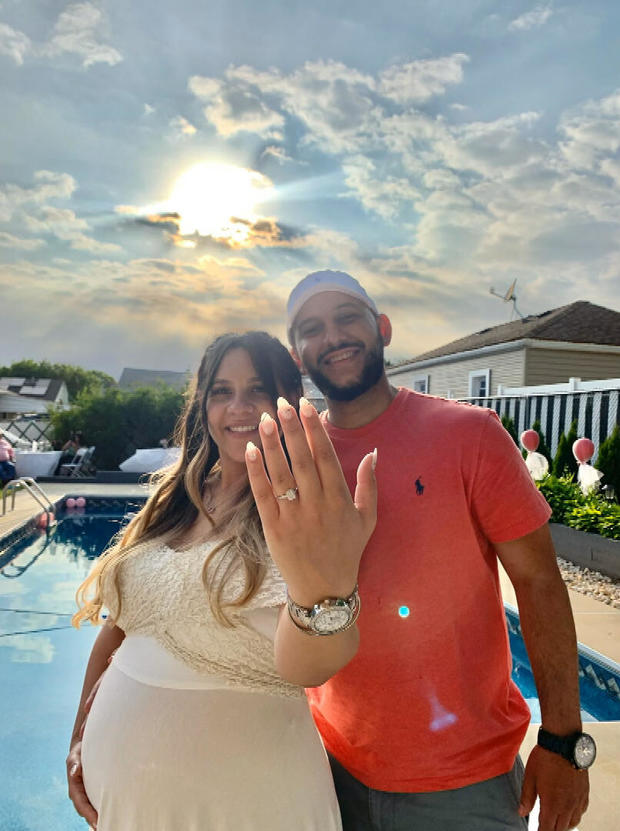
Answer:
(102, 538, 303, 699)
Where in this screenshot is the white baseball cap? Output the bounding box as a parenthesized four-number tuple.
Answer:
(287, 269, 378, 343)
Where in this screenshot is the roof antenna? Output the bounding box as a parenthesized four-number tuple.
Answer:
(489, 279, 524, 320)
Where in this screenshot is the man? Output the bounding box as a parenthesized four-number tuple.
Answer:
(286, 270, 593, 831)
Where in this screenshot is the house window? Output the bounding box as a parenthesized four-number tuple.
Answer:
(469, 369, 491, 398)
(412, 375, 429, 394)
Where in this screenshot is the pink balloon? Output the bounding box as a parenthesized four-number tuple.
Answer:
(66, 497, 76, 509)
(520, 429, 540, 452)
(0, 448, 9, 462)
(573, 438, 595, 464)
(75, 496, 86, 508)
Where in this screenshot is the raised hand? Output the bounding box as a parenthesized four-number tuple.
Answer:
(245, 396, 376, 606)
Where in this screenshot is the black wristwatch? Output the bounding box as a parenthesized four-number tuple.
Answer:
(537, 727, 596, 770)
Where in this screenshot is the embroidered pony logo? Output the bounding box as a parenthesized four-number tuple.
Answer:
(415, 477, 425, 496)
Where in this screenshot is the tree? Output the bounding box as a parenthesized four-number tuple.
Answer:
(0, 359, 115, 400)
(49, 384, 185, 470)
(597, 425, 620, 500)
(500, 415, 519, 447)
(531, 419, 553, 464)
(552, 420, 578, 479)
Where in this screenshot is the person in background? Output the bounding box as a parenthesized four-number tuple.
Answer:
(0, 431, 16, 487)
(55, 432, 84, 475)
(67, 330, 377, 831)
(285, 270, 593, 831)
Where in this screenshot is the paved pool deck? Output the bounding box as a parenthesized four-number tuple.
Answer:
(2, 482, 618, 830)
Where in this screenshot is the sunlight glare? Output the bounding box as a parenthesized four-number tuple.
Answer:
(169, 162, 272, 241)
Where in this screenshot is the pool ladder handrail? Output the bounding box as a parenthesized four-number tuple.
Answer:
(2, 477, 57, 525)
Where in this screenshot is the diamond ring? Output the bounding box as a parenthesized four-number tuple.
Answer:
(276, 487, 298, 501)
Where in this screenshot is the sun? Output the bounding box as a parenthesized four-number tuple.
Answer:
(168, 162, 273, 242)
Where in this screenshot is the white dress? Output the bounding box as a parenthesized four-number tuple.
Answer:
(81, 539, 342, 831)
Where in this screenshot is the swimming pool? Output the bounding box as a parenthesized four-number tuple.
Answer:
(1, 497, 619, 830)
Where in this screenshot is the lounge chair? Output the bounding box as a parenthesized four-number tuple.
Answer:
(59, 446, 95, 477)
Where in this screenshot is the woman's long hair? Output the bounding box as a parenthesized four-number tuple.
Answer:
(73, 331, 303, 628)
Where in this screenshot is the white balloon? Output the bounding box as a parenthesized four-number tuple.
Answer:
(577, 463, 604, 495)
(525, 451, 549, 481)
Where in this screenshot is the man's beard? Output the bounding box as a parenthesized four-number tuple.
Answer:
(306, 338, 385, 402)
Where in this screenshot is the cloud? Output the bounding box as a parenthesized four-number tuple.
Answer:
(188, 73, 285, 139)
(558, 88, 620, 170)
(41, 2, 122, 68)
(0, 22, 31, 64)
(116, 204, 305, 251)
(22, 204, 123, 253)
(508, 4, 554, 32)
(190, 56, 467, 154)
(342, 156, 420, 219)
(260, 145, 299, 165)
(169, 115, 197, 137)
(378, 54, 469, 104)
(1, 170, 122, 254)
(0, 171, 76, 221)
(0, 231, 45, 250)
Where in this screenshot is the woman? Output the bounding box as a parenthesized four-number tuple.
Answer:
(55, 432, 84, 475)
(68, 331, 377, 830)
(0, 431, 17, 487)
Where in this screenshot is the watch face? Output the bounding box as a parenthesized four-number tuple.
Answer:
(313, 608, 351, 633)
(574, 734, 596, 769)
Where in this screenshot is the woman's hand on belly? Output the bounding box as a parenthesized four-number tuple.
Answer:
(67, 739, 98, 828)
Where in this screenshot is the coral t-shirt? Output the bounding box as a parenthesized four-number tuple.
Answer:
(307, 388, 552, 792)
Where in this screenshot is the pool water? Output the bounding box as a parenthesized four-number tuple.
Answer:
(0, 502, 138, 831)
(1, 499, 619, 830)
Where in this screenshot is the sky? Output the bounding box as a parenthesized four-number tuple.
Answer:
(1, 0, 619, 380)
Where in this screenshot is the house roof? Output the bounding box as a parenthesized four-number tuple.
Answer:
(407, 301, 620, 363)
(0, 377, 66, 402)
(118, 368, 191, 391)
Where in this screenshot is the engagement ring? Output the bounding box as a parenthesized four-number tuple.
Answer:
(276, 487, 298, 501)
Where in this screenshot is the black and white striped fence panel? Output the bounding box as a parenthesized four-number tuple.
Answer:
(463, 388, 620, 459)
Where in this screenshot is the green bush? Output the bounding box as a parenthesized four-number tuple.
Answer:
(597, 424, 620, 498)
(531, 419, 553, 464)
(536, 474, 584, 525)
(536, 474, 620, 540)
(501, 415, 519, 447)
(552, 420, 578, 479)
(565, 501, 620, 539)
(50, 384, 185, 470)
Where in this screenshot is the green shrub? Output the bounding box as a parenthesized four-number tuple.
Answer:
(537, 474, 584, 524)
(50, 384, 185, 470)
(536, 474, 620, 540)
(531, 419, 553, 463)
(596, 424, 620, 498)
(501, 415, 519, 447)
(565, 501, 620, 539)
(552, 420, 578, 479)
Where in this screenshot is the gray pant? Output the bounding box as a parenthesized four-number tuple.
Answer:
(329, 754, 529, 831)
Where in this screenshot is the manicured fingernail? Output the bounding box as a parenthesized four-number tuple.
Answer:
(260, 412, 275, 434)
(372, 448, 378, 471)
(70, 763, 78, 776)
(277, 396, 294, 420)
(299, 396, 315, 417)
(246, 441, 258, 460)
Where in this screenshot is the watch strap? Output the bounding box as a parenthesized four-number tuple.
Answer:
(537, 727, 595, 769)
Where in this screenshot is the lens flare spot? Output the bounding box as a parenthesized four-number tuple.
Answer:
(398, 605, 410, 618)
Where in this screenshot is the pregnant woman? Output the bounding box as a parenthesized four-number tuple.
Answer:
(67, 330, 377, 830)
